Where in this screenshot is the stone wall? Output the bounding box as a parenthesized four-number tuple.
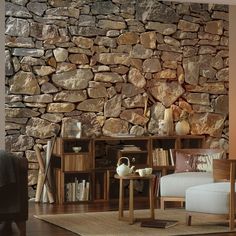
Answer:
(5, 0, 229, 186)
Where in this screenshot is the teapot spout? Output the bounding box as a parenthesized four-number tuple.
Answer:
(130, 166, 135, 174)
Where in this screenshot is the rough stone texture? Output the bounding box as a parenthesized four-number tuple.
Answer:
(183, 56, 200, 85)
(189, 113, 225, 137)
(184, 92, 210, 105)
(5, 135, 34, 152)
(128, 68, 146, 88)
(120, 109, 149, 126)
(117, 32, 139, 45)
(104, 95, 122, 118)
(52, 69, 93, 90)
(146, 22, 177, 35)
(77, 98, 105, 112)
(149, 81, 185, 107)
(102, 118, 129, 136)
(6, 17, 30, 37)
(143, 59, 161, 73)
(26, 117, 60, 139)
(47, 103, 75, 113)
(97, 53, 130, 66)
(136, 0, 179, 23)
(54, 90, 87, 102)
(9, 71, 40, 95)
(212, 95, 228, 115)
(94, 72, 123, 83)
(4, 1, 229, 187)
(131, 44, 153, 59)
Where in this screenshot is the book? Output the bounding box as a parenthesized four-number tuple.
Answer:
(140, 219, 178, 229)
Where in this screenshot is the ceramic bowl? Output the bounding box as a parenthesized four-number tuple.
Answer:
(145, 167, 153, 175)
(72, 146, 82, 153)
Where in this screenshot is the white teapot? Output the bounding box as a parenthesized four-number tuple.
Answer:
(116, 157, 135, 177)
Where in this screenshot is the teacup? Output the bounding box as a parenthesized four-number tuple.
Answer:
(136, 169, 146, 177)
(145, 167, 152, 175)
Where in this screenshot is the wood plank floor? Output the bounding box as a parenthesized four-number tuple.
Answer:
(0, 200, 236, 236)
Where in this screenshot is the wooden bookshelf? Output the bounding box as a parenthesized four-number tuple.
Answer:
(53, 135, 205, 204)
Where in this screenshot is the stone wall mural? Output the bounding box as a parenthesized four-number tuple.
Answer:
(5, 0, 229, 188)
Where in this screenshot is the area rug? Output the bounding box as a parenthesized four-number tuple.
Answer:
(34, 209, 231, 236)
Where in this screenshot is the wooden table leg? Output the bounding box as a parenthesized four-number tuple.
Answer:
(129, 179, 134, 224)
(149, 178, 155, 219)
(119, 178, 124, 220)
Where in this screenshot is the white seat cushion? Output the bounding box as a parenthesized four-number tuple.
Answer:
(186, 182, 235, 214)
(160, 172, 213, 197)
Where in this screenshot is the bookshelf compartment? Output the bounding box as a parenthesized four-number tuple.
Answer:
(64, 154, 91, 172)
(64, 173, 91, 203)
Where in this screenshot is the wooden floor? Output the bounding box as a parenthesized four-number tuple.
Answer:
(1, 200, 236, 236)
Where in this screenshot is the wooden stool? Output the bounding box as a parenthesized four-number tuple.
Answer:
(114, 174, 155, 224)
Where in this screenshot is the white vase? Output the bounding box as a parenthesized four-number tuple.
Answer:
(163, 108, 174, 135)
(76, 122, 82, 138)
(175, 120, 190, 135)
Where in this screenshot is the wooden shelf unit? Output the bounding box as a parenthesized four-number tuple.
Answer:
(53, 135, 205, 204)
(53, 138, 93, 204)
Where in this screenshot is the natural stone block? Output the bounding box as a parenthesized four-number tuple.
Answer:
(52, 69, 93, 90)
(6, 17, 30, 37)
(104, 95, 122, 117)
(121, 83, 145, 98)
(41, 113, 64, 123)
(178, 19, 200, 32)
(183, 56, 199, 85)
(26, 117, 60, 138)
(68, 54, 89, 64)
(216, 68, 229, 81)
(122, 94, 146, 108)
(12, 48, 44, 57)
(205, 20, 223, 35)
(46, 7, 80, 18)
(150, 81, 185, 107)
(212, 95, 228, 115)
(161, 51, 182, 61)
(97, 53, 130, 66)
(95, 72, 123, 83)
(94, 36, 117, 48)
(56, 62, 76, 73)
(47, 103, 75, 113)
(91, 1, 119, 15)
(117, 32, 139, 45)
(54, 90, 87, 102)
(6, 2, 32, 18)
(98, 20, 126, 30)
(77, 98, 104, 112)
(184, 92, 210, 105)
(136, 0, 179, 23)
(130, 44, 153, 59)
(189, 112, 225, 137)
(128, 68, 146, 88)
(41, 82, 59, 94)
(72, 36, 94, 49)
(9, 71, 40, 95)
(24, 94, 53, 103)
(33, 66, 55, 76)
(185, 82, 227, 94)
(5, 135, 34, 152)
(53, 48, 68, 62)
(153, 69, 176, 79)
(146, 22, 177, 35)
(27, 2, 47, 16)
(120, 109, 148, 126)
(88, 87, 108, 98)
(102, 118, 129, 136)
(140, 31, 156, 49)
(143, 58, 161, 73)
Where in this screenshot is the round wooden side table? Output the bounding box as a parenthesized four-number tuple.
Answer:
(114, 174, 155, 224)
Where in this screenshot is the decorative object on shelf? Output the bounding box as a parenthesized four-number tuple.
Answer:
(135, 167, 153, 176)
(72, 146, 82, 153)
(76, 122, 82, 138)
(116, 157, 135, 177)
(61, 118, 82, 138)
(175, 119, 190, 135)
(158, 119, 168, 135)
(163, 108, 174, 135)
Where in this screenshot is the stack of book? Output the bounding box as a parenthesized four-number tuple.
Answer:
(65, 178, 90, 202)
(152, 148, 174, 166)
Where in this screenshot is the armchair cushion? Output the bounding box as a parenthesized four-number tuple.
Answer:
(174, 149, 225, 173)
